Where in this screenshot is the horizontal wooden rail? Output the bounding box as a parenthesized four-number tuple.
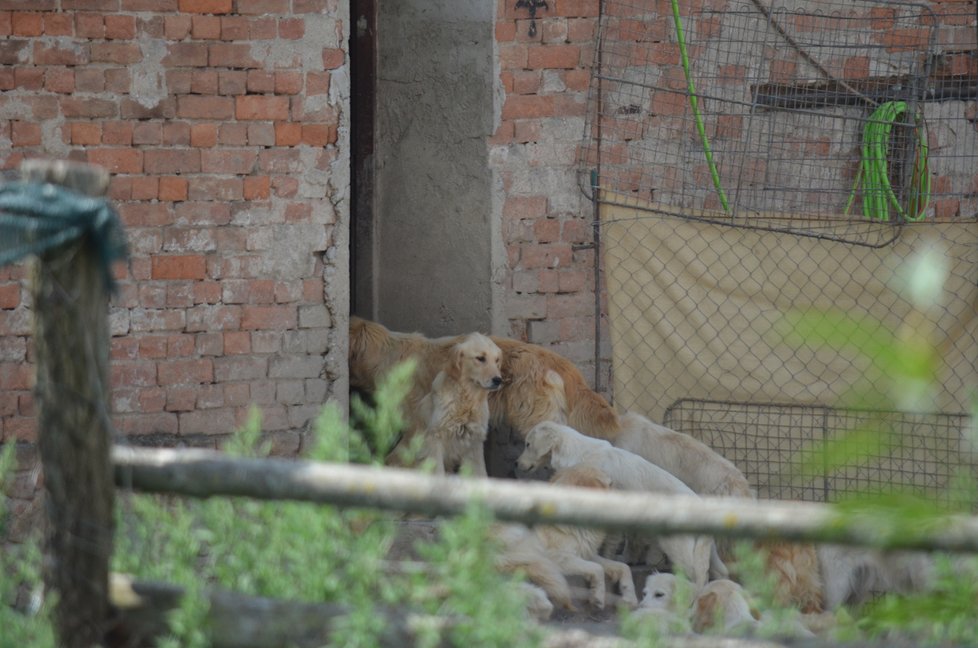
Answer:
(113, 446, 978, 553)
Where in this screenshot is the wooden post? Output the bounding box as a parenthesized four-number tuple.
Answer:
(23, 159, 115, 647)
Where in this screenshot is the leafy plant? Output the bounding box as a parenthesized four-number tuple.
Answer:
(779, 240, 978, 645)
(0, 442, 56, 648)
(110, 361, 539, 647)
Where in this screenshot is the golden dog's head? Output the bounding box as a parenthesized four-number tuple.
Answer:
(516, 421, 563, 472)
(448, 333, 503, 391)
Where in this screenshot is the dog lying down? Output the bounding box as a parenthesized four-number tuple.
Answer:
(387, 332, 502, 476)
(517, 420, 727, 588)
(534, 465, 638, 609)
(495, 465, 639, 613)
(348, 316, 619, 441)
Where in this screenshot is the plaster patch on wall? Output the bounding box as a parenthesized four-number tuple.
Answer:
(131, 39, 168, 109)
(248, 16, 341, 72)
(40, 119, 68, 158)
(258, 223, 330, 279)
(297, 148, 329, 199)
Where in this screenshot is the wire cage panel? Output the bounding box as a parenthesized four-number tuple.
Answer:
(664, 399, 977, 506)
(580, 0, 978, 245)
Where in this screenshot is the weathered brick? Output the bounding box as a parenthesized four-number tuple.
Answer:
(10, 11, 44, 36)
(44, 13, 73, 36)
(0, 283, 20, 309)
(91, 42, 141, 64)
(158, 359, 213, 386)
(44, 67, 75, 93)
(177, 95, 234, 120)
(236, 95, 289, 121)
(10, 121, 40, 147)
(241, 305, 297, 330)
(164, 42, 208, 67)
(87, 148, 142, 174)
(144, 149, 201, 174)
(152, 255, 207, 280)
(178, 0, 231, 13)
(243, 175, 270, 200)
(213, 356, 267, 381)
(200, 148, 257, 174)
(186, 304, 241, 332)
(102, 121, 133, 145)
(209, 42, 259, 68)
(190, 69, 219, 94)
(159, 177, 189, 201)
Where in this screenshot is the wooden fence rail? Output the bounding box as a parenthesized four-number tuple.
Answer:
(113, 445, 978, 553)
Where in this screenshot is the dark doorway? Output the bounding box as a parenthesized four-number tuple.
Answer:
(350, 0, 376, 320)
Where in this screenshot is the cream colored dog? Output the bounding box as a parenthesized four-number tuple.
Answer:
(493, 522, 576, 612)
(534, 465, 639, 609)
(389, 333, 502, 476)
(516, 421, 725, 587)
(615, 412, 753, 499)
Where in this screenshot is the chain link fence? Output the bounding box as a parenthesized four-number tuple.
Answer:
(579, 0, 978, 502)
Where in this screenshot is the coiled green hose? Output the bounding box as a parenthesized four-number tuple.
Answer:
(850, 101, 930, 222)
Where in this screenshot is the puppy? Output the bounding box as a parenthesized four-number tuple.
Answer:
(517, 421, 725, 587)
(691, 579, 762, 634)
(630, 572, 688, 629)
(533, 465, 639, 609)
(389, 333, 502, 476)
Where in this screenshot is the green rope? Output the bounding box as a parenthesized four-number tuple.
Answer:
(670, 0, 729, 213)
(0, 182, 128, 291)
(848, 101, 930, 222)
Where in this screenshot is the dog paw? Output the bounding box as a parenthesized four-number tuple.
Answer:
(589, 591, 607, 610)
(619, 589, 639, 608)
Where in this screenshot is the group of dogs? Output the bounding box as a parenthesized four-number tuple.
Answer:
(349, 316, 951, 636)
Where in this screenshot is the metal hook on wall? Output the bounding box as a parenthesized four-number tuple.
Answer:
(515, 0, 548, 38)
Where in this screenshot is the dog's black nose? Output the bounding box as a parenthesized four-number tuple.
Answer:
(491, 376, 503, 388)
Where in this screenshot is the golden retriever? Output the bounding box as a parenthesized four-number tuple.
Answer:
(534, 465, 639, 609)
(516, 421, 725, 587)
(387, 333, 502, 476)
(348, 317, 619, 441)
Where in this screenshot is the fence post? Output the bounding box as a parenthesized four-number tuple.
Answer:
(23, 159, 115, 647)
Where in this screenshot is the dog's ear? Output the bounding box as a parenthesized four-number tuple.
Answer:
(447, 345, 464, 381)
(692, 591, 718, 633)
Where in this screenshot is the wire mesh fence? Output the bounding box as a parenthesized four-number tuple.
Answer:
(664, 399, 977, 506)
(580, 0, 978, 242)
(580, 0, 978, 502)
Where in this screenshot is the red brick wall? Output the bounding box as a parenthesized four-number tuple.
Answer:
(493, 0, 609, 389)
(0, 1, 349, 467)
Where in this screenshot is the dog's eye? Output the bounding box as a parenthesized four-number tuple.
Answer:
(476, 355, 486, 363)
(654, 591, 665, 598)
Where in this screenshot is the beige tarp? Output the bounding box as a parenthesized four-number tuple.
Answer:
(602, 199, 978, 424)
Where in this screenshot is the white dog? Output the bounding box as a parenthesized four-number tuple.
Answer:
(817, 545, 935, 610)
(517, 421, 727, 587)
(615, 412, 753, 498)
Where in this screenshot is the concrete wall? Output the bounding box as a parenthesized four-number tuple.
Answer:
(373, 0, 497, 337)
